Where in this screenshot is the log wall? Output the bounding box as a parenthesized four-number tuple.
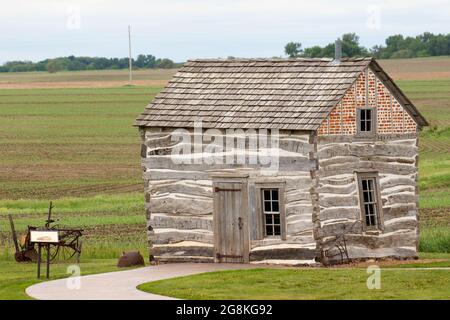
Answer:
(315, 134, 420, 264)
(140, 127, 317, 263)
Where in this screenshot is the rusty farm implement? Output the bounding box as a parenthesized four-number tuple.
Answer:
(9, 202, 83, 263)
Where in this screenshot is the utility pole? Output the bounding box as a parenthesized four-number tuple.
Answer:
(128, 25, 132, 85)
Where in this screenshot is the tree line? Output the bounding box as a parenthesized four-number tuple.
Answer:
(0, 54, 180, 73)
(284, 32, 450, 59)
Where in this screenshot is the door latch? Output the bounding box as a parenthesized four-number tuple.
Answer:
(238, 217, 243, 230)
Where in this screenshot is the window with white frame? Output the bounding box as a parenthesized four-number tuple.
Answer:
(358, 108, 375, 134)
(358, 173, 383, 230)
(262, 189, 281, 236)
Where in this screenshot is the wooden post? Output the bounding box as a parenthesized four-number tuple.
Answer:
(8, 214, 20, 254)
(46, 244, 50, 279)
(37, 244, 41, 279)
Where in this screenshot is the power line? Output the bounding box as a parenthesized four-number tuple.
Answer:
(128, 25, 132, 85)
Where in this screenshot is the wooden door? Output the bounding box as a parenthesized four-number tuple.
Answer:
(213, 179, 249, 263)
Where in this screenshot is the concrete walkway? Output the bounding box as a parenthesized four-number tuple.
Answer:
(26, 263, 256, 300)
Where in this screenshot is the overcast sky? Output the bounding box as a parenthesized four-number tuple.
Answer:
(1, 0, 449, 63)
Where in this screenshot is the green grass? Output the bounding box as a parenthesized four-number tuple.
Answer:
(395, 79, 450, 208)
(0, 65, 448, 300)
(0, 193, 143, 215)
(138, 267, 450, 300)
(0, 69, 177, 84)
(419, 226, 450, 253)
(0, 86, 157, 200)
(0, 259, 135, 300)
(0, 214, 144, 232)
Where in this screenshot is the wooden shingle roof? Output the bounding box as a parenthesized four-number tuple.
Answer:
(135, 57, 427, 130)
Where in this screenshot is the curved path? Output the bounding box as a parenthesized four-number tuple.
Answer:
(26, 263, 256, 300)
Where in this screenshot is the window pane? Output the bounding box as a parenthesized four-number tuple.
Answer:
(264, 201, 271, 212)
(361, 109, 366, 120)
(273, 215, 280, 225)
(360, 118, 366, 131)
(271, 190, 278, 201)
(359, 109, 374, 132)
(361, 176, 380, 228)
(274, 225, 281, 235)
(272, 201, 279, 212)
(365, 214, 371, 226)
(367, 179, 374, 191)
(362, 179, 368, 190)
(367, 190, 374, 203)
(262, 189, 282, 237)
(363, 191, 369, 202)
(369, 214, 376, 226)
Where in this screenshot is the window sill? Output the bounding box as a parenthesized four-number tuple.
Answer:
(263, 236, 282, 240)
(364, 229, 382, 236)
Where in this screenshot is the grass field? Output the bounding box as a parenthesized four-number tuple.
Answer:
(138, 265, 450, 300)
(0, 259, 131, 300)
(0, 57, 449, 299)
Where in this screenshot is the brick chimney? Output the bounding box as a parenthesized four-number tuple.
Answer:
(334, 38, 342, 63)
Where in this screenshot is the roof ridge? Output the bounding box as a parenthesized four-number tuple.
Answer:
(186, 57, 374, 63)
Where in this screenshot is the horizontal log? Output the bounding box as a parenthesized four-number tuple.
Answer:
(286, 204, 313, 216)
(149, 182, 212, 198)
(318, 142, 417, 159)
(319, 207, 359, 221)
(319, 175, 355, 186)
(319, 195, 359, 208)
(150, 228, 213, 244)
(152, 241, 213, 257)
(381, 185, 415, 196)
(154, 256, 214, 263)
(250, 245, 317, 261)
(318, 161, 416, 177)
(316, 220, 363, 239)
(150, 213, 213, 231)
(380, 175, 416, 189)
(383, 217, 417, 233)
(323, 246, 417, 264)
(385, 193, 417, 206)
(285, 176, 314, 190)
(142, 155, 316, 172)
(287, 219, 314, 234)
(279, 137, 314, 154)
(145, 134, 176, 149)
(368, 156, 415, 164)
(145, 169, 211, 180)
(320, 229, 418, 250)
(319, 156, 359, 167)
(317, 183, 357, 194)
(286, 190, 311, 203)
(251, 237, 316, 248)
(382, 204, 417, 221)
(149, 194, 213, 215)
(318, 133, 417, 144)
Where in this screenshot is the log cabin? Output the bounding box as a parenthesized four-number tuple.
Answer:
(135, 47, 428, 265)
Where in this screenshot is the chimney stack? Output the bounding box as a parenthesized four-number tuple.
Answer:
(334, 38, 342, 63)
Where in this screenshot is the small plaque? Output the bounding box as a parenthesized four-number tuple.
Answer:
(30, 230, 59, 243)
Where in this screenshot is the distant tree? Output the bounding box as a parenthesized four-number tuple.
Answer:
(155, 58, 175, 69)
(284, 42, 302, 58)
(46, 60, 63, 73)
(292, 33, 369, 58)
(341, 33, 369, 57)
(135, 54, 156, 68)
